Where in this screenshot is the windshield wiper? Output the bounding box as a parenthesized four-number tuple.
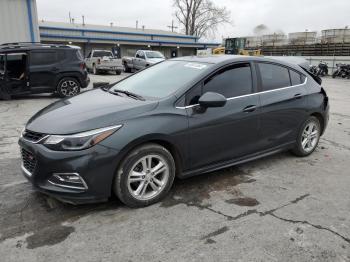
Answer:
(109, 89, 145, 101)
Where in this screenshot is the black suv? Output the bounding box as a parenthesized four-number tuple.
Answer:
(0, 42, 90, 99)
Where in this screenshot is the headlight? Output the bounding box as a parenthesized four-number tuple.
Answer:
(43, 125, 122, 151)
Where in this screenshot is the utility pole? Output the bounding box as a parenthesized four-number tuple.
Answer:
(69, 12, 72, 23)
(136, 20, 138, 29)
(82, 15, 85, 26)
(167, 20, 178, 32)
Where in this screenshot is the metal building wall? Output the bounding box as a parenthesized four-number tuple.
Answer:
(0, 0, 40, 44)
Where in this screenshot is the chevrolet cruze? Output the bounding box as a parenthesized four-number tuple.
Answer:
(19, 55, 329, 207)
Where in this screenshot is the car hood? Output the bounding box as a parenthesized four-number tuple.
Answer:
(26, 89, 158, 135)
(147, 58, 165, 64)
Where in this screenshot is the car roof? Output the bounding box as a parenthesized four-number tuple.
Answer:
(172, 55, 307, 71)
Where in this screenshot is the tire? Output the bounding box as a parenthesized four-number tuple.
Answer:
(291, 116, 321, 157)
(57, 77, 81, 98)
(332, 71, 338, 78)
(114, 143, 176, 208)
(93, 64, 99, 75)
(123, 62, 131, 73)
(115, 69, 122, 75)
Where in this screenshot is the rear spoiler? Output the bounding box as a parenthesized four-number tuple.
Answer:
(300, 66, 322, 85)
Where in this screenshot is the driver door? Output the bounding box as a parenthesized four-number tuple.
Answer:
(186, 62, 261, 170)
(135, 51, 146, 69)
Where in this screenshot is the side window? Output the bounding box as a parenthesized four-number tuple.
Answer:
(86, 51, 91, 59)
(203, 63, 253, 98)
(57, 50, 66, 61)
(135, 51, 140, 58)
(289, 69, 302, 85)
(258, 63, 291, 91)
(139, 51, 145, 59)
(30, 52, 57, 66)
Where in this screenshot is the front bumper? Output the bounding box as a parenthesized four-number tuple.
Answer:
(18, 138, 120, 204)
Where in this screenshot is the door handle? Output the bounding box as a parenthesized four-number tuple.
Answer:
(294, 93, 302, 99)
(242, 105, 257, 113)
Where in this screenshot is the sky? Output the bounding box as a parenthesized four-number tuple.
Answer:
(36, 0, 350, 42)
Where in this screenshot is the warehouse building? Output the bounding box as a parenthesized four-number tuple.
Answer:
(39, 21, 220, 58)
(0, 0, 40, 44)
(0, 0, 219, 57)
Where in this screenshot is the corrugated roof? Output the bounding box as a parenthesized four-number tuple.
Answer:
(39, 21, 196, 38)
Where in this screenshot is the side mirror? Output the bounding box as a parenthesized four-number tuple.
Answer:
(198, 92, 227, 108)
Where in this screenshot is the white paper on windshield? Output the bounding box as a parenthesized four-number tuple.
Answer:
(184, 63, 207, 70)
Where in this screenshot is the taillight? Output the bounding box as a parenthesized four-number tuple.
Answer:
(97, 58, 101, 65)
(321, 87, 328, 109)
(80, 62, 86, 70)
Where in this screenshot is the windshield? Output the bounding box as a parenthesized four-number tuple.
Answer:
(93, 51, 113, 58)
(145, 51, 165, 59)
(110, 60, 211, 98)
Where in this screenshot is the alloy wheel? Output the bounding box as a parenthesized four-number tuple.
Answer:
(127, 154, 169, 201)
(60, 80, 79, 97)
(301, 121, 320, 153)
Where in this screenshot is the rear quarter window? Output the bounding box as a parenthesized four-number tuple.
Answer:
(258, 63, 291, 91)
(290, 69, 303, 85)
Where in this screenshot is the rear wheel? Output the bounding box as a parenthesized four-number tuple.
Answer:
(332, 70, 338, 78)
(291, 116, 321, 157)
(114, 143, 175, 207)
(57, 77, 81, 98)
(116, 69, 122, 75)
(123, 62, 131, 73)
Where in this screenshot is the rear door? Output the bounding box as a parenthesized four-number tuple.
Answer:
(29, 50, 60, 91)
(186, 62, 260, 170)
(256, 62, 308, 149)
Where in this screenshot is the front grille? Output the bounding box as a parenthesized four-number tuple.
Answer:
(21, 148, 37, 174)
(22, 130, 46, 143)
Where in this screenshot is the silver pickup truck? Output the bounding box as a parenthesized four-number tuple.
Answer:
(85, 50, 123, 75)
(122, 50, 165, 72)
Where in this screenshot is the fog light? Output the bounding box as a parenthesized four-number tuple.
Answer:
(48, 173, 88, 190)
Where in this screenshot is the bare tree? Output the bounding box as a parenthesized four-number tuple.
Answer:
(173, 0, 231, 38)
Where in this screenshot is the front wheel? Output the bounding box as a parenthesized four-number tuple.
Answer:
(115, 69, 122, 75)
(291, 116, 321, 157)
(93, 64, 99, 75)
(332, 70, 338, 78)
(57, 77, 81, 98)
(114, 143, 176, 207)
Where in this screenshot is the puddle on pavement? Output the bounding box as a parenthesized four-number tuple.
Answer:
(161, 167, 256, 208)
(225, 197, 260, 207)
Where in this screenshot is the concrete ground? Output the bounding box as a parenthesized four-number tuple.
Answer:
(0, 73, 349, 262)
